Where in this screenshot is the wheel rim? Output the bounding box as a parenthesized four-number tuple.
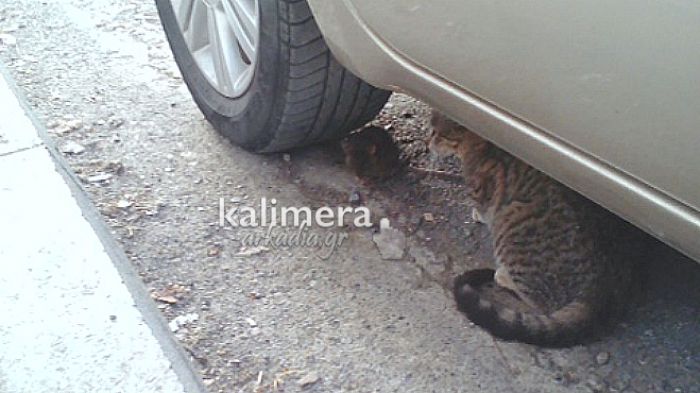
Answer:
(172, 0, 260, 98)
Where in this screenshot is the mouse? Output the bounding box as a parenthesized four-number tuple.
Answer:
(341, 126, 401, 184)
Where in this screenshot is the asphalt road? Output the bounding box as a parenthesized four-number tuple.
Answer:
(1, 1, 698, 392)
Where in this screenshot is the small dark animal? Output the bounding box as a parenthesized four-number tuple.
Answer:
(341, 126, 401, 184)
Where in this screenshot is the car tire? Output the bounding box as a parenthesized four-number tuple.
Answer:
(156, 0, 391, 153)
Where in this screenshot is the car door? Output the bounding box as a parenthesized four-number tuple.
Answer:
(347, 0, 700, 214)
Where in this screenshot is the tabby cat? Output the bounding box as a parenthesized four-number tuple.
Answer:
(430, 110, 639, 347)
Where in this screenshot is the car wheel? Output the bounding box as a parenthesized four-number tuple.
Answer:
(156, 0, 391, 152)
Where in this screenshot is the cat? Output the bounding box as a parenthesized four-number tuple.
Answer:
(429, 109, 640, 347)
(341, 126, 462, 184)
(341, 126, 401, 184)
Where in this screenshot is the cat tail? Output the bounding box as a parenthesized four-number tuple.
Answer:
(453, 269, 597, 347)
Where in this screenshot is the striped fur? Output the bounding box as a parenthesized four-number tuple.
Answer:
(431, 110, 637, 347)
(453, 269, 600, 347)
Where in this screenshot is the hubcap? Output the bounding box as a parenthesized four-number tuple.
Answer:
(173, 0, 260, 97)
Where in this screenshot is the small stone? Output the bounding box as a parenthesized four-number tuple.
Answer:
(168, 313, 199, 332)
(109, 315, 117, 321)
(46, 119, 60, 129)
(595, 351, 610, 365)
(52, 125, 72, 135)
(235, 246, 269, 257)
(423, 212, 434, 222)
(372, 218, 406, 260)
(348, 190, 362, 206)
(471, 209, 484, 223)
(245, 317, 257, 327)
(108, 117, 124, 129)
(47, 118, 82, 135)
(87, 173, 113, 183)
(202, 379, 215, 387)
(297, 372, 320, 388)
(156, 295, 178, 305)
(249, 291, 263, 300)
(60, 141, 85, 155)
(116, 199, 132, 209)
(65, 119, 83, 131)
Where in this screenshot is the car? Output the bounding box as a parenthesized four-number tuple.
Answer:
(156, 0, 700, 263)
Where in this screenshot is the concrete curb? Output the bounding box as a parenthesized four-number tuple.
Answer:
(0, 63, 207, 393)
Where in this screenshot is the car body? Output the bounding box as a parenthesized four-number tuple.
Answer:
(306, 0, 700, 263)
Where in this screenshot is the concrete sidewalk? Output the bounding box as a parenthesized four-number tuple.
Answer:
(0, 70, 204, 392)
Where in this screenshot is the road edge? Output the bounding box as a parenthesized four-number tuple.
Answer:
(0, 63, 208, 393)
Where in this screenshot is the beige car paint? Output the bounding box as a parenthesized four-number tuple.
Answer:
(307, 0, 700, 262)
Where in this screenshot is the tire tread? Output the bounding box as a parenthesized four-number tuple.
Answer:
(264, 0, 390, 151)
